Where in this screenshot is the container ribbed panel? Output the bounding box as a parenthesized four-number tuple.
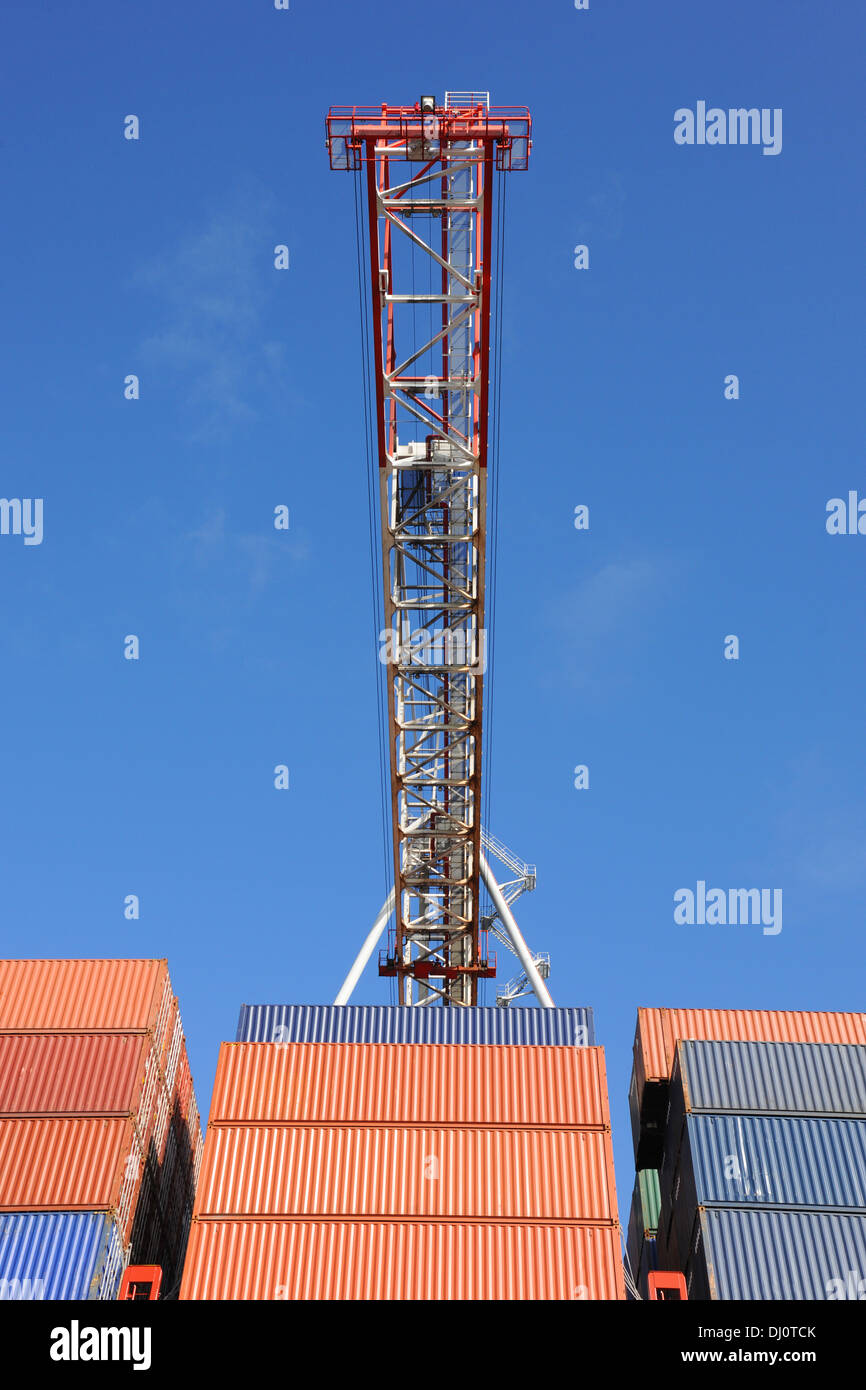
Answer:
(180, 1218, 624, 1300)
(0, 1033, 149, 1115)
(636, 1007, 866, 1088)
(693, 1207, 866, 1300)
(678, 1039, 866, 1116)
(195, 1124, 616, 1220)
(686, 1113, 866, 1211)
(236, 1004, 594, 1046)
(0, 959, 168, 1032)
(210, 1042, 610, 1126)
(0, 1211, 122, 1300)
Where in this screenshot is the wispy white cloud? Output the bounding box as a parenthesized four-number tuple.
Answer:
(134, 187, 286, 439)
(542, 556, 665, 691)
(179, 506, 309, 599)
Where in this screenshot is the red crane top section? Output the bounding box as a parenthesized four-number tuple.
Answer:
(326, 100, 531, 172)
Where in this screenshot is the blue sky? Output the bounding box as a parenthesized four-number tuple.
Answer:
(2, 0, 864, 1229)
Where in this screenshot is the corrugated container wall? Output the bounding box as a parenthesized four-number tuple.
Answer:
(0, 1118, 140, 1225)
(181, 1218, 623, 1302)
(0, 959, 170, 1034)
(0, 1033, 152, 1124)
(0, 1212, 124, 1301)
(630, 1008, 866, 1166)
(181, 1032, 624, 1301)
(659, 1113, 866, 1271)
(197, 1124, 617, 1220)
(236, 1003, 595, 1045)
(646, 1029, 866, 1299)
(210, 1041, 611, 1126)
(0, 959, 204, 1298)
(672, 1039, 866, 1119)
(684, 1207, 866, 1301)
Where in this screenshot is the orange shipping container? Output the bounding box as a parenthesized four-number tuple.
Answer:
(209, 1042, 613, 1127)
(0, 958, 171, 1034)
(180, 1217, 625, 1301)
(0, 1116, 144, 1241)
(194, 1124, 617, 1221)
(184, 1039, 624, 1300)
(634, 1007, 866, 1093)
(0, 1032, 150, 1116)
(175, 1049, 193, 1121)
(0, 1031, 180, 1197)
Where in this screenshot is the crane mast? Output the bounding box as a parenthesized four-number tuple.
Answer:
(327, 95, 531, 1005)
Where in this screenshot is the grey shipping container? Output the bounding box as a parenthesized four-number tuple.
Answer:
(235, 1003, 595, 1045)
(671, 1039, 866, 1122)
(683, 1206, 866, 1301)
(663, 1039, 866, 1208)
(660, 1112, 866, 1267)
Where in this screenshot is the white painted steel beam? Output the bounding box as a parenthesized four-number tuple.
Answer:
(334, 889, 395, 1005)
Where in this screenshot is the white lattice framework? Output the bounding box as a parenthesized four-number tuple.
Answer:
(327, 99, 531, 1004)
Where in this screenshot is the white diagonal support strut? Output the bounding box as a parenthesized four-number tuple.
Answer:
(334, 889, 395, 1005)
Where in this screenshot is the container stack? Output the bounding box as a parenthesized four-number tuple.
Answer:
(628, 1007, 866, 1300)
(0, 959, 204, 1299)
(180, 1004, 625, 1300)
(625, 1168, 660, 1299)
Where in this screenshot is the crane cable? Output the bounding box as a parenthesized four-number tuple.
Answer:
(621, 1228, 643, 1300)
(479, 170, 508, 977)
(353, 167, 393, 957)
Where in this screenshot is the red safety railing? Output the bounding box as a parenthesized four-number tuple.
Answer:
(326, 103, 531, 172)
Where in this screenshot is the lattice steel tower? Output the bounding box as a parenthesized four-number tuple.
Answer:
(328, 95, 548, 1007)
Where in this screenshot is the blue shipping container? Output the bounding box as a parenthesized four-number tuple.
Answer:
(686, 1206, 866, 1301)
(235, 1003, 595, 1045)
(660, 1113, 866, 1268)
(0, 1213, 125, 1301)
(673, 1039, 866, 1119)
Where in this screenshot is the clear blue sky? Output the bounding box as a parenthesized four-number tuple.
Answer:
(2, 0, 863, 1228)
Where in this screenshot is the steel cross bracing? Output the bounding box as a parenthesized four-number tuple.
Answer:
(327, 100, 531, 1005)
